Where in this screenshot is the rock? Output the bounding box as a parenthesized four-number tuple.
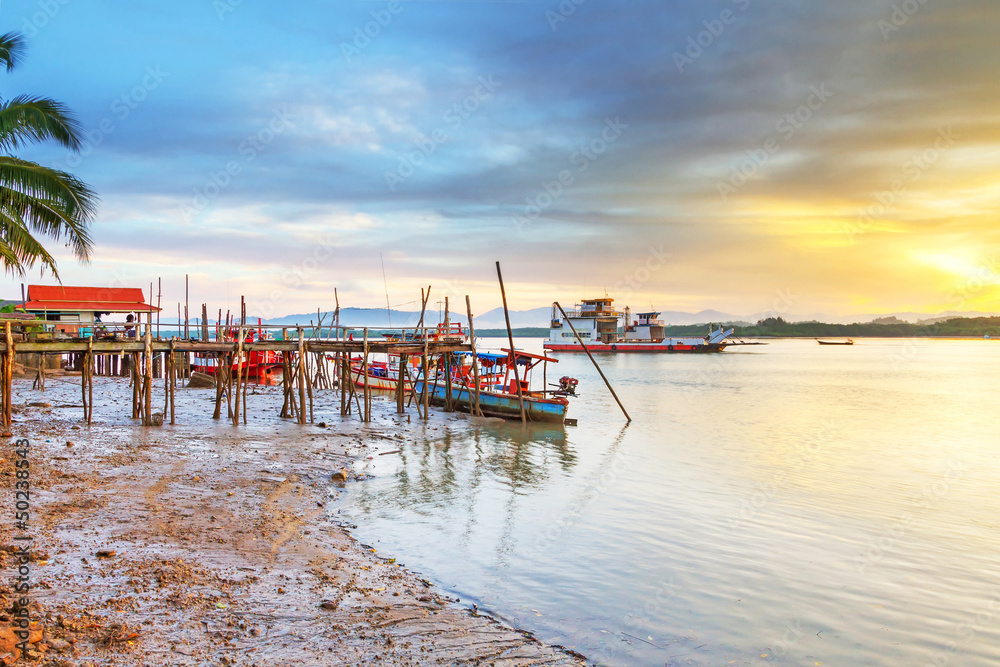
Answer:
(43, 634, 71, 652)
(331, 469, 349, 483)
(150, 412, 164, 426)
(319, 600, 338, 610)
(317, 422, 328, 428)
(187, 371, 216, 389)
(27, 402, 51, 408)
(95, 549, 116, 558)
(65, 442, 74, 447)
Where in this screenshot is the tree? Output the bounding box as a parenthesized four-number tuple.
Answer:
(0, 31, 97, 278)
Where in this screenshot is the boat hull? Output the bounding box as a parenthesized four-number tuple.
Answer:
(414, 381, 568, 423)
(543, 341, 727, 353)
(349, 368, 413, 391)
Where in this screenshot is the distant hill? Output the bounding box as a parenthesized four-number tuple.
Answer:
(664, 316, 1000, 338)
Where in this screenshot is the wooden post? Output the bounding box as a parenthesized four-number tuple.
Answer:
(407, 286, 432, 409)
(496, 261, 527, 423)
(156, 277, 162, 338)
(296, 328, 307, 425)
(555, 301, 631, 422)
(304, 347, 315, 423)
(362, 328, 370, 422)
(465, 295, 482, 417)
(339, 352, 347, 416)
(422, 327, 430, 420)
(202, 304, 209, 341)
(395, 353, 406, 413)
(131, 352, 140, 419)
(169, 340, 176, 425)
(213, 352, 225, 420)
(184, 274, 190, 339)
(2, 322, 11, 427)
(233, 327, 243, 426)
(144, 323, 153, 425)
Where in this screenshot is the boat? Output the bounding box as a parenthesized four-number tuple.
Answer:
(817, 339, 854, 345)
(190, 326, 284, 385)
(414, 349, 576, 423)
(346, 354, 423, 391)
(542, 298, 733, 353)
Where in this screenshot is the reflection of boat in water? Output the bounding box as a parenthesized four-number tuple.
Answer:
(817, 339, 854, 345)
(190, 326, 283, 385)
(543, 298, 734, 353)
(415, 349, 576, 423)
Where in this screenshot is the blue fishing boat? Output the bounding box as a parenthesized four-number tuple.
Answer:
(414, 349, 576, 423)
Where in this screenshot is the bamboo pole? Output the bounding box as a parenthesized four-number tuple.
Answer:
(465, 295, 482, 417)
(496, 261, 527, 423)
(554, 301, 631, 422)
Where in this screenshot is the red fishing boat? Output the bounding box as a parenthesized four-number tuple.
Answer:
(190, 327, 284, 385)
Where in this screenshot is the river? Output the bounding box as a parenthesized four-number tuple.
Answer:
(338, 337, 1000, 666)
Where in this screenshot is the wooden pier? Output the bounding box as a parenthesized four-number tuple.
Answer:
(0, 319, 471, 430)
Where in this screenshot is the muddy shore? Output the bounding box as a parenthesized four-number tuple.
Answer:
(0, 374, 585, 666)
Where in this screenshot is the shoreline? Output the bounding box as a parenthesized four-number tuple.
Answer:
(0, 377, 585, 665)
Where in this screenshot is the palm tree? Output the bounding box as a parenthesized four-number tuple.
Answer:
(0, 31, 97, 279)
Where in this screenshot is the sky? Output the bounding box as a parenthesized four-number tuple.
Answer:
(1, 0, 998, 319)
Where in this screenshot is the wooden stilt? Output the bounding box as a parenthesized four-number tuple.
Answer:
(304, 348, 315, 423)
(296, 328, 307, 425)
(131, 352, 140, 420)
(233, 327, 243, 426)
(465, 295, 482, 417)
(496, 261, 527, 424)
(144, 324, 153, 425)
(169, 341, 176, 425)
(422, 329, 430, 420)
(340, 353, 347, 416)
(396, 353, 406, 413)
(362, 328, 370, 422)
(213, 352, 225, 420)
(3, 322, 12, 428)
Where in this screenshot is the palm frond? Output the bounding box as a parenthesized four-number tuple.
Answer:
(0, 208, 60, 278)
(0, 96, 86, 151)
(0, 156, 99, 223)
(0, 32, 25, 72)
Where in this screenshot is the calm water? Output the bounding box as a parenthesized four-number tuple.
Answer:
(339, 337, 1000, 666)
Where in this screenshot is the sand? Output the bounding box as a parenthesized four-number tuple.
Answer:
(0, 375, 584, 666)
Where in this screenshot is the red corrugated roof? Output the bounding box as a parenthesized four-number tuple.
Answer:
(20, 285, 161, 313)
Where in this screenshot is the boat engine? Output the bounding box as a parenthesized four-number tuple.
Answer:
(558, 376, 579, 395)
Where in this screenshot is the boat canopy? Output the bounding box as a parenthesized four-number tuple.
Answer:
(501, 348, 559, 366)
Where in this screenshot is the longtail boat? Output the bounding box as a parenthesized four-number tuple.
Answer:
(415, 349, 577, 423)
(346, 354, 423, 391)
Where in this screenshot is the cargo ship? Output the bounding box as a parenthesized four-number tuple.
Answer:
(542, 297, 733, 353)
